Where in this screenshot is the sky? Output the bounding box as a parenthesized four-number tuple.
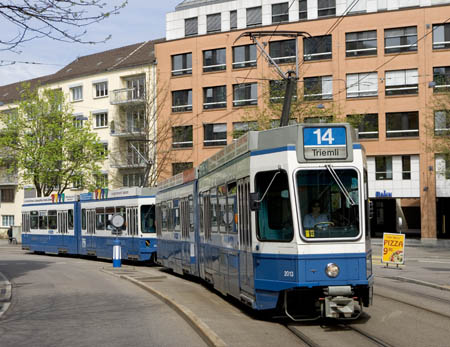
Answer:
(0, 1, 182, 86)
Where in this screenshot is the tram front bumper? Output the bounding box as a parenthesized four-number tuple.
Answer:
(323, 285, 355, 318)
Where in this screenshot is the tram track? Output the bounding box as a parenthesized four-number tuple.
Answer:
(286, 320, 395, 347)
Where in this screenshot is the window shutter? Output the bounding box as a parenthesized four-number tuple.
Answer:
(230, 10, 237, 29)
(185, 17, 198, 36)
(247, 7, 262, 27)
(207, 13, 221, 33)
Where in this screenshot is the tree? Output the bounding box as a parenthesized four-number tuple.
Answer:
(0, 83, 106, 197)
(0, 0, 127, 51)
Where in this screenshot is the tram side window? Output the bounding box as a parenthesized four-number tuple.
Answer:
(218, 184, 227, 233)
(227, 182, 237, 233)
(189, 196, 194, 232)
(105, 207, 114, 231)
(116, 206, 126, 231)
(47, 210, 57, 229)
(30, 211, 39, 229)
(155, 205, 162, 236)
(68, 209, 74, 230)
(255, 170, 293, 242)
(198, 194, 204, 234)
(141, 205, 155, 233)
(96, 207, 105, 230)
(173, 200, 181, 232)
(81, 209, 86, 229)
(39, 211, 48, 229)
(210, 187, 218, 233)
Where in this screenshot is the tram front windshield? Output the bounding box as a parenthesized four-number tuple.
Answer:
(141, 205, 155, 233)
(297, 168, 360, 239)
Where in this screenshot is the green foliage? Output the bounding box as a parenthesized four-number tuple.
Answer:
(0, 83, 106, 197)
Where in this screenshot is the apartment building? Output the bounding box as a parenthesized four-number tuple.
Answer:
(0, 40, 162, 236)
(156, 0, 450, 239)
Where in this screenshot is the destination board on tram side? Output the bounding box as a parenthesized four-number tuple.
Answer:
(303, 127, 347, 160)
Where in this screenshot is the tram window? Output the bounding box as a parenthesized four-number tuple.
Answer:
(96, 207, 105, 230)
(255, 170, 293, 242)
(189, 195, 194, 232)
(141, 205, 155, 233)
(104, 207, 114, 230)
(210, 187, 218, 233)
(116, 206, 126, 230)
(39, 211, 48, 229)
(30, 211, 39, 229)
(199, 193, 204, 234)
(161, 204, 168, 231)
(218, 184, 227, 233)
(48, 210, 57, 229)
(68, 209, 74, 230)
(81, 209, 86, 229)
(173, 200, 181, 231)
(297, 169, 360, 239)
(227, 182, 237, 233)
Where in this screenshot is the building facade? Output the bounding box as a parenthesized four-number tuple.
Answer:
(156, 0, 450, 239)
(0, 40, 161, 237)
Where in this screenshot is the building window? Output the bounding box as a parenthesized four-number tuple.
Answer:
(230, 10, 237, 29)
(126, 76, 145, 100)
(346, 72, 378, 98)
(73, 114, 84, 128)
(94, 81, 108, 98)
(402, 156, 411, 180)
(318, 0, 335, 17)
(232, 44, 256, 69)
(203, 86, 227, 109)
(70, 86, 83, 101)
(2, 215, 14, 227)
(269, 39, 296, 64)
(128, 141, 147, 166)
(304, 116, 332, 123)
(347, 114, 379, 139)
(94, 112, 108, 128)
(172, 89, 192, 112)
(203, 48, 226, 72)
(72, 177, 83, 189)
(185, 17, 198, 36)
(385, 69, 418, 96)
(232, 121, 258, 139)
(0, 188, 14, 202)
(126, 109, 145, 132)
(385, 26, 417, 54)
(433, 66, 450, 93)
(95, 173, 108, 188)
(446, 157, 450, 180)
(304, 35, 332, 61)
(434, 110, 450, 135)
(375, 156, 392, 180)
(207, 13, 221, 33)
(304, 76, 332, 100)
(172, 53, 192, 76)
(172, 126, 193, 148)
(233, 83, 257, 107)
(100, 142, 108, 157)
(123, 173, 144, 187)
(204, 123, 227, 146)
(386, 111, 419, 138)
(299, 0, 307, 20)
(172, 162, 193, 176)
(346, 30, 377, 57)
(247, 6, 262, 27)
(269, 80, 297, 103)
(272, 2, 289, 23)
(433, 23, 450, 50)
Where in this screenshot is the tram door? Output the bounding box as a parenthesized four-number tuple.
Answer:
(57, 210, 68, 248)
(238, 177, 254, 295)
(86, 210, 96, 249)
(127, 207, 138, 256)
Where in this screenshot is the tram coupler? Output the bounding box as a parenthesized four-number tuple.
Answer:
(323, 286, 356, 319)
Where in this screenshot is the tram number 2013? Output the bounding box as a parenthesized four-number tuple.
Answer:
(283, 270, 294, 278)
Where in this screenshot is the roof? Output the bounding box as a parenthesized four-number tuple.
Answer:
(0, 38, 164, 105)
(175, 0, 232, 11)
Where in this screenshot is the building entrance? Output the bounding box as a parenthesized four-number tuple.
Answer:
(436, 198, 450, 239)
(371, 199, 396, 237)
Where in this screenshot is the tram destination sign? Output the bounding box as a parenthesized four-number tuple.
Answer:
(303, 126, 347, 160)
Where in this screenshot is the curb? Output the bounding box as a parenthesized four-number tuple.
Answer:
(100, 268, 226, 347)
(378, 275, 450, 292)
(0, 272, 12, 319)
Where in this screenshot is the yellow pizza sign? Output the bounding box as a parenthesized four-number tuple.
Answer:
(382, 233, 405, 265)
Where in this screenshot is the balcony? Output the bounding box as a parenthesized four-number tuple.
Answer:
(109, 153, 148, 169)
(110, 88, 146, 105)
(0, 171, 18, 186)
(110, 121, 146, 139)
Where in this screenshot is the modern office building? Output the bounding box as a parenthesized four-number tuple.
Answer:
(0, 40, 162, 236)
(156, 0, 450, 239)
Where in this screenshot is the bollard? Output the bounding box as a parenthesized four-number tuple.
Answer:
(113, 238, 121, 268)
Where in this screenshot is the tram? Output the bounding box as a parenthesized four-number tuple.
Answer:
(21, 187, 157, 262)
(156, 123, 373, 320)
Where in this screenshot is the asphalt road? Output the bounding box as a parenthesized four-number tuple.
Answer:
(0, 249, 207, 347)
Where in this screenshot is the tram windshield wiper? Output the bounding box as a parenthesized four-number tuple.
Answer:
(325, 165, 356, 206)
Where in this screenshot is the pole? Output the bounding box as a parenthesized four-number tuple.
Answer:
(113, 235, 121, 268)
(280, 71, 297, 127)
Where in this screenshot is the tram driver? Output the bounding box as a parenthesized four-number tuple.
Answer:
(303, 200, 329, 228)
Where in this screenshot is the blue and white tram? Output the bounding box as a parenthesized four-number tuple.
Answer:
(156, 123, 373, 320)
(21, 187, 157, 262)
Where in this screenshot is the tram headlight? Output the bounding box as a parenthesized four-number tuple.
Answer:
(325, 263, 340, 278)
